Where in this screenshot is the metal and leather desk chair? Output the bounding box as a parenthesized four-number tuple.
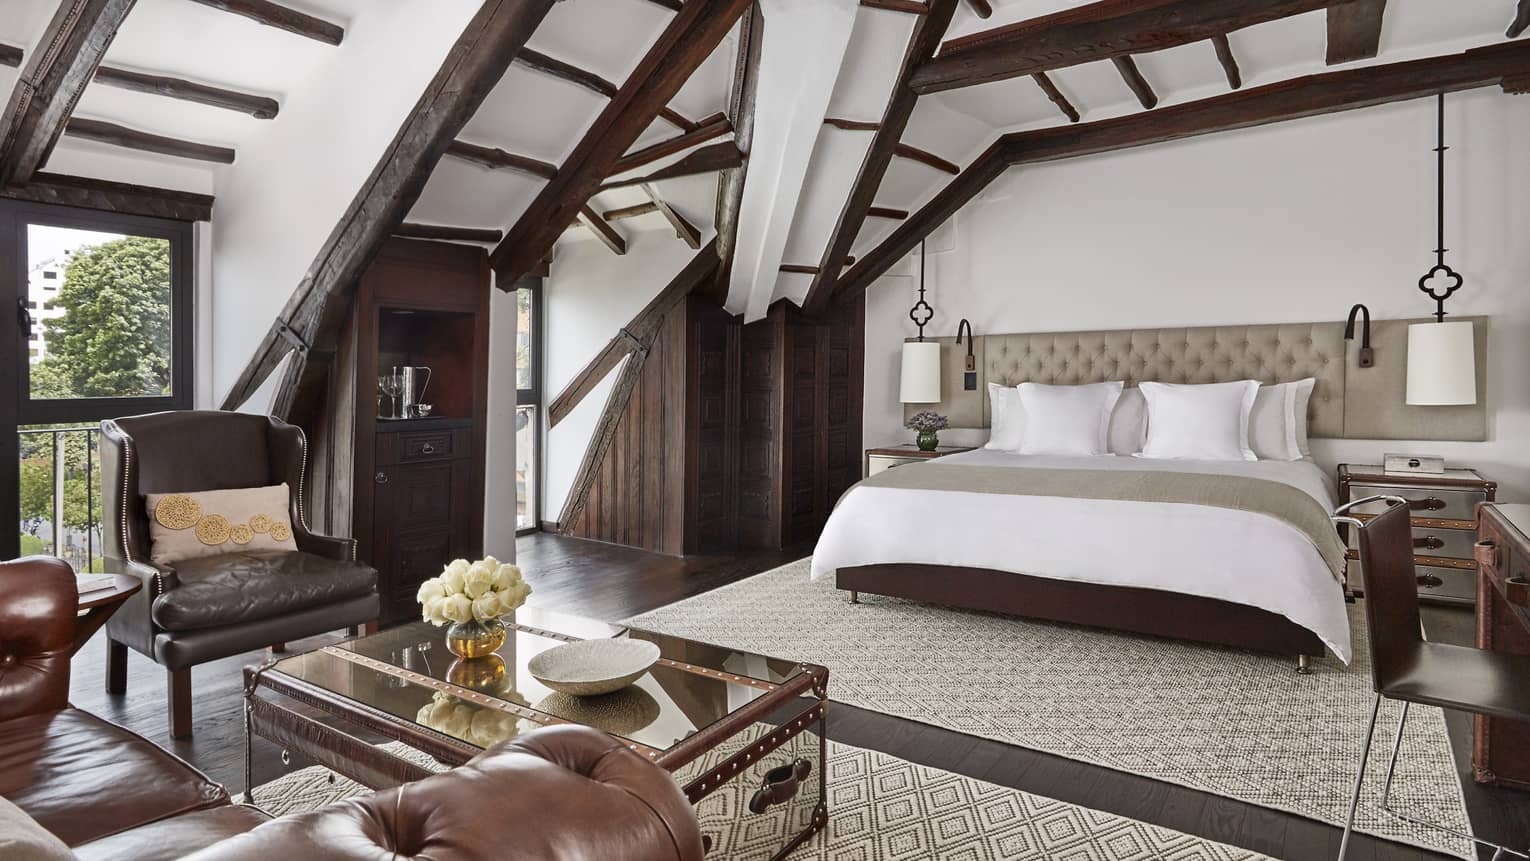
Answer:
(1336, 497, 1530, 860)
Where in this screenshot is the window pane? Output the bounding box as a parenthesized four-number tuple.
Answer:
(26, 225, 174, 400)
(516, 405, 536, 530)
(17, 426, 103, 570)
(516, 287, 533, 391)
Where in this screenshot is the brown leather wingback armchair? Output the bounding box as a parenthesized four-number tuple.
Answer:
(100, 410, 380, 738)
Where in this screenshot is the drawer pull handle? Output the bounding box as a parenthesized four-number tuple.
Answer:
(748, 758, 812, 814)
(420, 443, 436, 454)
(1409, 497, 1447, 512)
(1416, 573, 1444, 589)
(1414, 536, 1445, 551)
(375, 472, 388, 485)
(1476, 540, 1501, 568)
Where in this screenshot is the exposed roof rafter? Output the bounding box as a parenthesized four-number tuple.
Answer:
(600, 141, 744, 190)
(1327, 0, 1388, 64)
(1211, 34, 1242, 89)
(1, 43, 281, 118)
(183, 0, 344, 45)
(1111, 55, 1158, 109)
(66, 117, 236, 163)
(446, 139, 558, 179)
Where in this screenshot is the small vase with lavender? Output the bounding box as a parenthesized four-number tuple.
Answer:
(906, 411, 949, 452)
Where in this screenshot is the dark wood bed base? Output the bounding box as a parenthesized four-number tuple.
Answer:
(836, 564, 1326, 671)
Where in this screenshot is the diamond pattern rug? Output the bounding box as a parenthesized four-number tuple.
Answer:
(249, 740, 1270, 860)
(625, 559, 1472, 858)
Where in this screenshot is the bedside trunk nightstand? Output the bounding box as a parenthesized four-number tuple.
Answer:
(864, 445, 975, 478)
(1338, 463, 1496, 606)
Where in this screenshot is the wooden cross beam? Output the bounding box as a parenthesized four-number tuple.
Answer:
(1031, 72, 1080, 121)
(836, 40, 1530, 303)
(513, 47, 699, 132)
(1512, 0, 1530, 38)
(578, 205, 628, 255)
(183, 0, 344, 45)
(1, 43, 280, 117)
(712, 2, 763, 300)
(446, 139, 558, 178)
(601, 142, 744, 191)
(1111, 55, 1158, 109)
(609, 113, 732, 175)
(65, 118, 236, 163)
(0, 0, 135, 187)
(1211, 34, 1242, 89)
(218, 0, 557, 415)
(0, 172, 214, 221)
(395, 222, 503, 243)
(1327, 0, 1388, 64)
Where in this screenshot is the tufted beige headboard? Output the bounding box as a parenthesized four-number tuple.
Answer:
(905, 316, 1487, 442)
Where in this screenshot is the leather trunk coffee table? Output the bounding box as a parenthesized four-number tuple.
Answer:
(243, 607, 827, 860)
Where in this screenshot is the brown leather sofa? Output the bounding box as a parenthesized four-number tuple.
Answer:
(0, 556, 706, 861)
(99, 410, 382, 737)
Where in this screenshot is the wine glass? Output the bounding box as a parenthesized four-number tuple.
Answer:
(378, 374, 403, 419)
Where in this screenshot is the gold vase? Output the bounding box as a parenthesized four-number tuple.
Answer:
(447, 654, 511, 694)
(445, 618, 506, 659)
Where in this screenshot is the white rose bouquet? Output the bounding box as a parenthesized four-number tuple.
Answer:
(415, 691, 525, 748)
(417, 556, 531, 626)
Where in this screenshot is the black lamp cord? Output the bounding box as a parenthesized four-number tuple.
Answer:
(1419, 92, 1463, 323)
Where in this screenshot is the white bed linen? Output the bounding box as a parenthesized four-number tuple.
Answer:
(811, 449, 1352, 662)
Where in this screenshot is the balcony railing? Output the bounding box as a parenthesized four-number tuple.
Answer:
(18, 425, 102, 571)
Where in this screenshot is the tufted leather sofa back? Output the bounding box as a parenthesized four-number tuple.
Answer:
(0, 556, 76, 722)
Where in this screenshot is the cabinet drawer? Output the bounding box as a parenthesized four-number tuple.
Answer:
(1350, 559, 1476, 606)
(1349, 525, 1478, 561)
(400, 430, 456, 462)
(1346, 482, 1487, 524)
(866, 455, 918, 477)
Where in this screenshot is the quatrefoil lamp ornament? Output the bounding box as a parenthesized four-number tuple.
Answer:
(899, 240, 942, 404)
(1405, 93, 1477, 407)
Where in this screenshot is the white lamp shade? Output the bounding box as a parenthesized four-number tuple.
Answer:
(1406, 320, 1476, 406)
(900, 341, 941, 403)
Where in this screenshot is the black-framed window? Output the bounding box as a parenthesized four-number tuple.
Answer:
(515, 279, 542, 533)
(1, 200, 195, 561)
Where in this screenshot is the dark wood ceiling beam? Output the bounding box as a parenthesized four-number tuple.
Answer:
(0, 0, 135, 187)
(1111, 55, 1157, 109)
(610, 112, 731, 175)
(1031, 71, 1080, 122)
(837, 40, 1530, 302)
(893, 142, 960, 174)
(782, 257, 854, 275)
(711, 2, 762, 300)
(824, 117, 882, 131)
(868, 206, 909, 219)
(965, 0, 993, 18)
(65, 118, 236, 163)
(394, 222, 502, 243)
(578, 204, 628, 255)
(1326, 0, 1387, 64)
(1211, 34, 1242, 89)
(603, 201, 659, 220)
(1511, 0, 1530, 38)
(640, 0, 684, 10)
(0, 171, 214, 220)
(599, 141, 744, 190)
(860, 0, 929, 13)
(803, 0, 959, 314)
(0, 43, 24, 67)
(445, 139, 558, 179)
(183, 0, 344, 45)
(92, 66, 280, 117)
(643, 182, 701, 249)
(515, 47, 618, 97)
(219, 0, 556, 415)
(911, 0, 1342, 94)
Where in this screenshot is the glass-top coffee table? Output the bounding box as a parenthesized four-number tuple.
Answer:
(244, 607, 828, 859)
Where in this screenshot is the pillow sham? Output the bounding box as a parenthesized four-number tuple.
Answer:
(1107, 386, 1148, 456)
(145, 483, 298, 566)
(983, 383, 1025, 451)
(1247, 377, 1317, 461)
(1137, 380, 1259, 461)
(1016, 382, 1123, 457)
(0, 796, 72, 861)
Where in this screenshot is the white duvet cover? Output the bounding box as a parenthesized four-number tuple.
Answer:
(810, 449, 1352, 662)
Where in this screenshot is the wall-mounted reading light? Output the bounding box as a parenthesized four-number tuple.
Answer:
(1344, 303, 1373, 368)
(955, 318, 976, 390)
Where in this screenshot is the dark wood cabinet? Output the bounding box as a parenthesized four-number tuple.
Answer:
(307, 239, 490, 624)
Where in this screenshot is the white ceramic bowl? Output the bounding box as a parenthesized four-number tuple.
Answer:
(528, 638, 661, 697)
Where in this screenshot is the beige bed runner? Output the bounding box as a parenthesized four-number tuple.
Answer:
(860, 463, 1347, 581)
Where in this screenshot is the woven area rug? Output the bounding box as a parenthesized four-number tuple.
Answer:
(250, 740, 1270, 860)
(625, 559, 1473, 858)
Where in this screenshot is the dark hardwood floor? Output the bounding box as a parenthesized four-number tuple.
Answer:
(67, 531, 1527, 861)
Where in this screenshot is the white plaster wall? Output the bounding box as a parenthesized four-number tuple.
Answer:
(207, 1, 480, 403)
(864, 90, 1530, 500)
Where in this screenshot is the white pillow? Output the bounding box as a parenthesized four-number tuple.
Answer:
(1107, 386, 1148, 455)
(1016, 382, 1123, 457)
(1138, 380, 1259, 461)
(1247, 378, 1317, 461)
(983, 383, 1025, 451)
(0, 796, 72, 861)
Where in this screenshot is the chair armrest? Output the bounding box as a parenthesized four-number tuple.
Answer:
(185, 726, 706, 861)
(0, 556, 78, 721)
(293, 531, 357, 563)
(119, 558, 179, 597)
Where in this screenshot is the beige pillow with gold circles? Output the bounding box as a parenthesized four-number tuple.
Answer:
(145, 483, 298, 565)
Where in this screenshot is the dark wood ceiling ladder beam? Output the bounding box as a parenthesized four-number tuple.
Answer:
(0, 0, 135, 187)
(490, 0, 752, 284)
(1032, 71, 1080, 121)
(0, 44, 280, 118)
(394, 222, 503, 243)
(1111, 55, 1157, 109)
(603, 201, 659, 221)
(218, 0, 557, 416)
(445, 139, 558, 179)
(711, 2, 763, 300)
(643, 182, 702, 249)
(802, 0, 960, 314)
(1326, 0, 1387, 64)
(0, 171, 214, 221)
(860, 0, 929, 14)
(868, 206, 909, 219)
(599, 141, 743, 191)
(577, 205, 628, 255)
(824, 117, 881, 131)
(610, 112, 732, 175)
(1211, 34, 1242, 89)
(65, 117, 237, 162)
(547, 238, 719, 429)
(893, 141, 960, 174)
(836, 40, 1530, 302)
(513, 47, 697, 132)
(183, 0, 344, 45)
(1511, 0, 1530, 38)
(965, 0, 993, 18)
(910, 0, 1344, 94)
(556, 243, 720, 533)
